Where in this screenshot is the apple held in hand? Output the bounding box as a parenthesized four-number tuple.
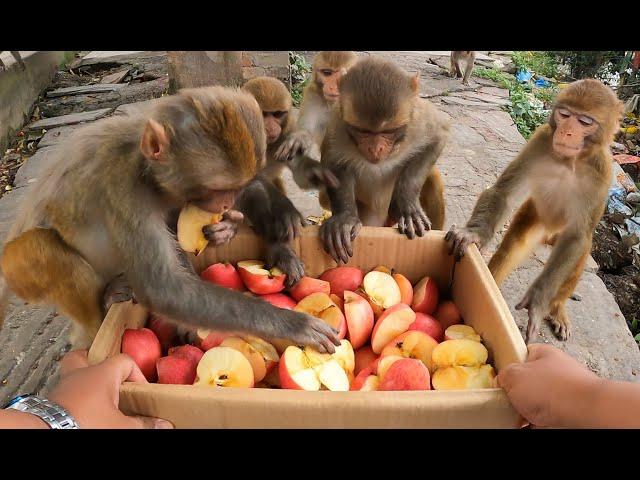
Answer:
(194, 347, 254, 388)
(320, 266, 365, 298)
(177, 204, 222, 255)
(237, 260, 286, 295)
(200, 263, 245, 291)
(121, 328, 162, 382)
(279, 345, 350, 391)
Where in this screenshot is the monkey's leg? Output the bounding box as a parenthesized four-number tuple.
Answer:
(449, 55, 457, 78)
(462, 57, 474, 85)
(545, 251, 588, 341)
(419, 167, 445, 230)
(1, 228, 104, 349)
(455, 60, 463, 78)
(487, 199, 546, 286)
(319, 189, 331, 211)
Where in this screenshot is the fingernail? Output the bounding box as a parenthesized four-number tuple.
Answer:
(153, 419, 174, 429)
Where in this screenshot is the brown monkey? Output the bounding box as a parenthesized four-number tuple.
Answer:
(0, 86, 340, 353)
(0, 51, 26, 71)
(449, 51, 476, 86)
(446, 79, 623, 343)
(320, 56, 450, 264)
(298, 51, 359, 146)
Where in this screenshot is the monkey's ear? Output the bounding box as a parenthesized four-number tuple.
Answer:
(140, 119, 169, 162)
(410, 72, 420, 95)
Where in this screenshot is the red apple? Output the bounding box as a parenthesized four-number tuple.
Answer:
(350, 364, 379, 391)
(168, 344, 204, 369)
(156, 355, 197, 385)
(408, 313, 444, 343)
(294, 292, 347, 339)
(259, 293, 297, 310)
(320, 266, 365, 298)
(379, 358, 431, 391)
(411, 276, 440, 315)
(330, 294, 344, 313)
(370, 303, 416, 354)
(289, 276, 330, 302)
(200, 263, 245, 291)
(343, 290, 374, 349)
(237, 260, 286, 295)
(354, 345, 378, 376)
(393, 273, 414, 306)
(197, 329, 234, 351)
(380, 330, 438, 372)
(147, 314, 177, 352)
(121, 328, 162, 382)
(435, 300, 462, 329)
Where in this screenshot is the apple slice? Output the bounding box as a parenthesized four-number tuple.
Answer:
(435, 300, 463, 329)
(220, 337, 268, 382)
(330, 294, 344, 313)
(379, 358, 431, 391)
(289, 276, 331, 302)
(432, 365, 496, 390)
(432, 339, 488, 369)
(194, 347, 254, 388)
(376, 355, 404, 379)
(237, 260, 286, 295)
(200, 263, 245, 291)
(354, 345, 378, 376)
(393, 273, 414, 306)
(370, 304, 416, 354)
(356, 288, 385, 319)
(351, 364, 379, 391)
(177, 204, 222, 255)
(332, 339, 355, 374)
(242, 334, 280, 374)
(445, 324, 481, 342)
(372, 265, 392, 275)
(380, 330, 439, 372)
(197, 329, 234, 351)
(320, 266, 365, 298)
(408, 312, 444, 343)
(279, 346, 350, 391)
(411, 276, 440, 315)
(259, 293, 297, 310)
(363, 271, 402, 310)
(343, 290, 374, 349)
(294, 292, 347, 339)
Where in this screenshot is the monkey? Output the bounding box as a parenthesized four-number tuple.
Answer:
(319, 56, 450, 264)
(445, 79, 624, 344)
(449, 51, 476, 86)
(0, 51, 26, 71)
(0, 86, 340, 353)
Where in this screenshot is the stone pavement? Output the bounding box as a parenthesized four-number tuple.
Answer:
(1, 51, 638, 405)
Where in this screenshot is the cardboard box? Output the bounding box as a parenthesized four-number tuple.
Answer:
(88, 226, 527, 428)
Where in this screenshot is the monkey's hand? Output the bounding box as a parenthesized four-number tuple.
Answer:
(265, 242, 305, 288)
(274, 130, 319, 163)
(103, 273, 135, 314)
(263, 309, 341, 354)
(320, 212, 362, 264)
(294, 161, 341, 190)
(445, 225, 483, 261)
(268, 194, 307, 243)
(202, 209, 244, 246)
(389, 196, 432, 239)
(516, 283, 552, 344)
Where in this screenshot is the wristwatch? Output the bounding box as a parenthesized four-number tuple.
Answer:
(3, 394, 80, 429)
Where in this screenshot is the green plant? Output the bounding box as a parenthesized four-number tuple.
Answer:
(511, 51, 559, 79)
(289, 52, 311, 107)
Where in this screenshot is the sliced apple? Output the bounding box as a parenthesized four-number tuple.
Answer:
(351, 364, 379, 391)
(259, 293, 297, 310)
(411, 276, 440, 315)
(370, 303, 416, 354)
(376, 355, 404, 379)
(332, 339, 355, 374)
(445, 324, 481, 342)
(242, 334, 280, 373)
(372, 265, 392, 275)
(220, 337, 268, 382)
(330, 294, 344, 313)
(380, 330, 438, 372)
(408, 312, 444, 343)
(320, 266, 365, 298)
(363, 271, 402, 310)
(294, 292, 347, 339)
(343, 290, 374, 349)
(393, 273, 414, 306)
(289, 276, 331, 302)
(435, 300, 463, 329)
(432, 364, 496, 390)
(194, 347, 254, 388)
(237, 260, 286, 295)
(354, 345, 378, 376)
(432, 339, 488, 369)
(177, 204, 222, 255)
(279, 345, 350, 391)
(197, 328, 234, 351)
(356, 287, 385, 319)
(379, 358, 431, 391)
(200, 263, 245, 291)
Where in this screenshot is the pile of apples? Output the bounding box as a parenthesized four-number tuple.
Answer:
(121, 261, 496, 392)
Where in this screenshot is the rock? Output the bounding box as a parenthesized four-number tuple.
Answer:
(26, 108, 112, 131)
(46, 84, 127, 98)
(100, 68, 130, 84)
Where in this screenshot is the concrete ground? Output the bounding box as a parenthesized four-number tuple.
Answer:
(1, 51, 638, 405)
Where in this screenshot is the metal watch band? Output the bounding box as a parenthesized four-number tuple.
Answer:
(4, 394, 80, 429)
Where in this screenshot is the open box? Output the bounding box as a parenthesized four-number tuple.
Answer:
(88, 226, 527, 428)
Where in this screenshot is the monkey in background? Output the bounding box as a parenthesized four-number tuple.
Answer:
(0, 86, 340, 353)
(0, 51, 26, 71)
(320, 56, 449, 264)
(450, 51, 476, 86)
(446, 79, 623, 343)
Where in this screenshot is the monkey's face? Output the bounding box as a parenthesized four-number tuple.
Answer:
(551, 107, 599, 158)
(346, 123, 408, 164)
(263, 111, 287, 144)
(317, 67, 348, 103)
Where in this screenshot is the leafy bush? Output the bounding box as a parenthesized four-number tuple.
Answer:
(289, 52, 311, 107)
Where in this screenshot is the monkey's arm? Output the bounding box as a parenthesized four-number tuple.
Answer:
(389, 134, 447, 238)
(110, 214, 339, 353)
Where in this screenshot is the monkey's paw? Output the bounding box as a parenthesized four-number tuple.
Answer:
(546, 307, 572, 341)
(274, 131, 319, 163)
(103, 273, 134, 313)
(271, 310, 341, 354)
(516, 285, 551, 344)
(390, 200, 432, 239)
(319, 212, 362, 264)
(266, 242, 305, 288)
(267, 196, 307, 243)
(445, 225, 483, 261)
(202, 209, 244, 246)
(303, 164, 340, 189)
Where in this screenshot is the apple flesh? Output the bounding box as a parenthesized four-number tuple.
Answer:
(435, 300, 463, 329)
(380, 330, 438, 372)
(408, 313, 444, 343)
(294, 292, 347, 339)
(242, 334, 280, 374)
(363, 271, 402, 310)
(237, 260, 286, 295)
(393, 273, 414, 306)
(370, 303, 416, 354)
(372, 265, 392, 275)
(379, 358, 431, 391)
(279, 346, 350, 391)
(176, 204, 222, 255)
(343, 290, 374, 349)
(432, 365, 496, 390)
(156, 356, 197, 385)
(194, 347, 254, 388)
(121, 328, 162, 382)
(331, 339, 355, 375)
(259, 293, 297, 310)
(444, 324, 481, 342)
(289, 276, 330, 302)
(200, 263, 245, 291)
(411, 276, 440, 315)
(354, 345, 378, 375)
(356, 288, 385, 319)
(319, 266, 364, 298)
(432, 339, 488, 369)
(350, 364, 379, 391)
(147, 314, 177, 352)
(330, 294, 344, 313)
(220, 337, 269, 382)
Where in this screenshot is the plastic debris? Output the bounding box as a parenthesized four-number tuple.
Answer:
(607, 187, 634, 216)
(534, 78, 550, 88)
(627, 192, 640, 204)
(614, 154, 640, 165)
(515, 69, 533, 83)
(611, 162, 638, 193)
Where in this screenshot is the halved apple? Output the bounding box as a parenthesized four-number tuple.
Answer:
(332, 339, 355, 375)
(320, 266, 365, 298)
(380, 330, 438, 372)
(343, 290, 374, 349)
(431, 339, 488, 369)
(354, 345, 378, 376)
(379, 358, 431, 391)
(444, 324, 481, 342)
(200, 263, 245, 291)
(194, 347, 254, 388)
(220, 337, 268, 382)
(370, 303, 416, 354)
(259, 293, 297, 310)
(177, 204, 222, 255)
(435, 300, 463, 329)
(289, 276, 330, 302)
(350, 364, 379, 391)
(330, 294, 344, 313)
(197, 328, 234, 351)
(279, 345, 350, 391)
(432, 364, 496, 390)
(408, 312, 444, 343)
(411, 275, 440, 315)
(363, 271, 402, 310)
(294, 292, 347, 339)
(237, 260, 286, 295)
(393, 273, 414, 306)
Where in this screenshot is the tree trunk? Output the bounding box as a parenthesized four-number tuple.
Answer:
(167, 51, 244, 93)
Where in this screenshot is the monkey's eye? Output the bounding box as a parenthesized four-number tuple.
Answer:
(578, 115, 594, 126)
(320, 69, 333, 76)
(558, 109, 572, 118)
(272, 111, 287, 119)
